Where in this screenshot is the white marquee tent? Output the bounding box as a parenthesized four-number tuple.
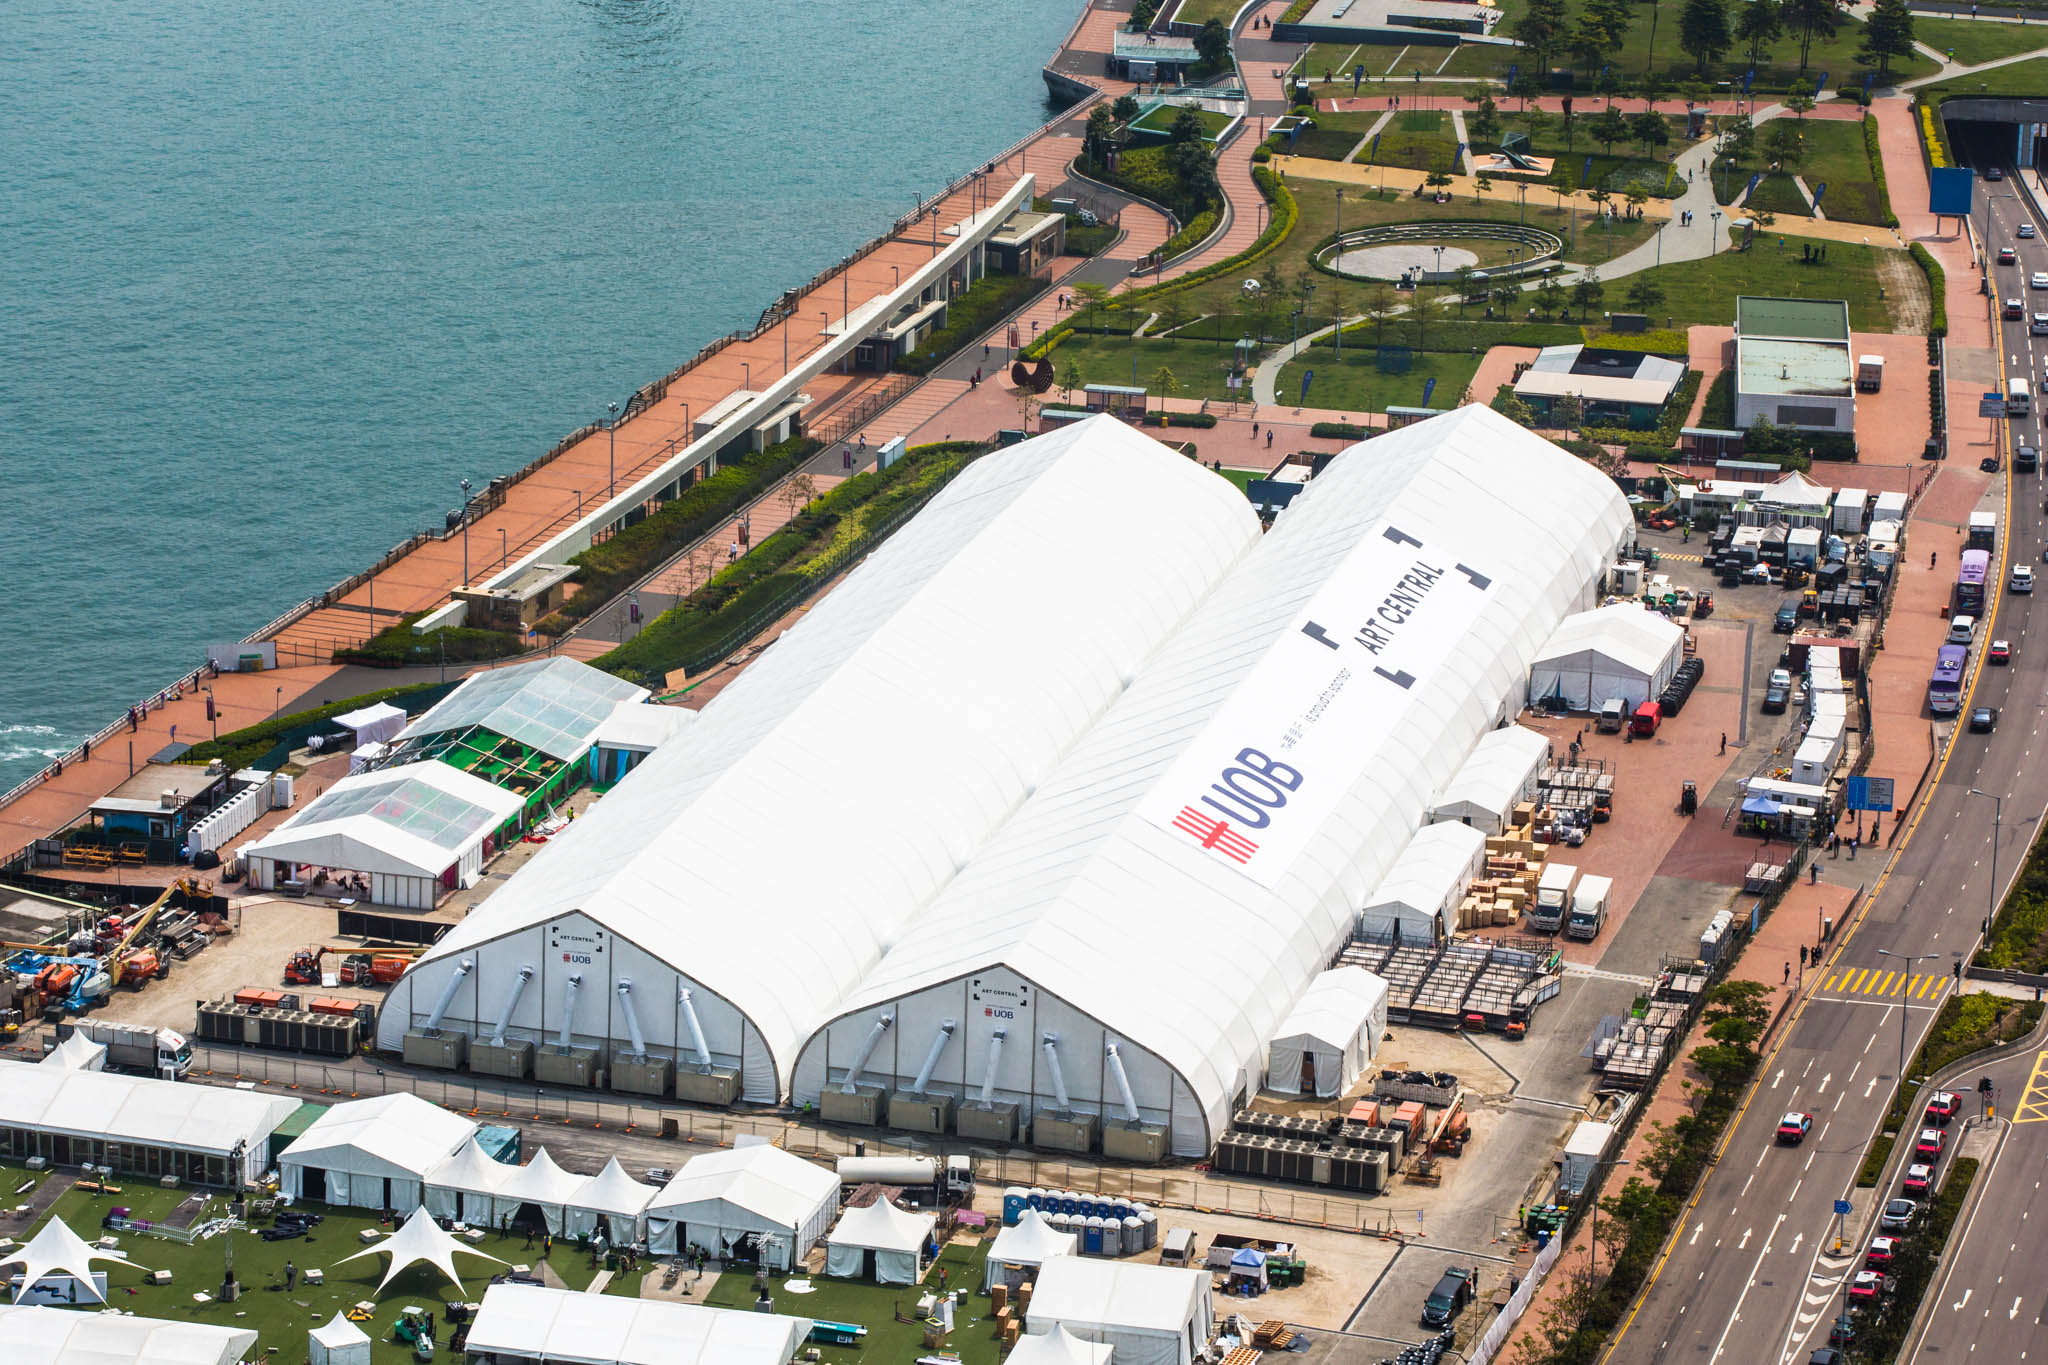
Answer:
(308, 1313, 371, 1365)
(0, 1059, 292, 1186)
(496, 1147, 587, 1234)
(338, 1207, 505, 1293)
(1428, 724, 1551, 834)
(1358, 822, 1488, 944)
(462, 1282, 813, 1365)
(646, 1144, 839, 1268)
(0, 1215, 141, 1304)
(39, 1034, 106, 1072)
(825, 1198, 935, 1285)
(983, 1208, 1078, 1290)
(1026, 1257, 1215, 1365)
(421, 1136, 516, 1226)
(335, 702, 407, 750)
(280, 1093, 477, 1212)
(1527, 603, 1684, 712)
(1266, 966, 1391, 1098)
(1008, 1326, 1114, 1365)
(0, 1305, 254, 1365)
(565, 1157, 658, 1244)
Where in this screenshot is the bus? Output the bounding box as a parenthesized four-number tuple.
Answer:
(1929, 645, 1967, 715)
(1955, 550, 1991, 615)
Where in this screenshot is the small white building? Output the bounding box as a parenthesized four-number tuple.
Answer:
(825, 1197, 936, 1285)
(308, 1313, 372, 1365)
(279, 1093, 477, 1212)
(1026, 1257, 1215, 1365)
(461, 1282, 812, 1365)
(1358, 822, 1488, 944)
(645, 1144, 839, 1269)
(589, 701, 697, 789)
(1528, 604, 1685, 712)
(1733, 296, 1857, 435)
(1429, 724, 1551, 833)
(1265, 966, 1390, 1098)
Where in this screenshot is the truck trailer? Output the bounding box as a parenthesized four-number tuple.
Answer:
(1528, 863, 1580, 933)
(50, 1019, 192, 1079)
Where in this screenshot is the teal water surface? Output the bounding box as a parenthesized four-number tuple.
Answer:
(0, 0, 1071, 788)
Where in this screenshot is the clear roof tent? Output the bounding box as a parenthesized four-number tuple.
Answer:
(293, 769, 506, 853)
(397, 659, 646, 762)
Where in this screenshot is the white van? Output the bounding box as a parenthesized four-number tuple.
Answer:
(2010, 378, 2032, 415)
(1949, 613, 1978, 644)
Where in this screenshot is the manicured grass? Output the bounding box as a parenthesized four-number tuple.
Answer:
(1170, 0, 1246, 25)
(1914, 14, 2048, 67)
(1743, 172, 1814, 217)
(1920, 54, 2048, 100)
(1272, 347, 1484, 413)
(1049, 334, 1251, 401)
(1610, 239, 1914, 332)
(699, 1238, 996, 1365)
(1358, 108, 1461, 170)
(1300, 41, 1367, 82)
(1218, 466, 1264, 490)
(1286, 108, 1382, 161)
(1473, 110, 1695, 197)
(1132, 104, 1235, 139)
(1711, 118, 1886, 223)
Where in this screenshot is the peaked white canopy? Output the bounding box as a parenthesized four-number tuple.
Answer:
(40, 1033, 106, 1072)
(421, 1135, 516, 1225)
(500, 1146, 585, 1212)
(308, 1311, 372, 1365)
(1008, 1325, 1114, 1365)
(337, 1207, 504, 1293)
(645, 1144, 840, 1267)
(825, 1198, 935, 1284)
(564, 1157, 658, 1242)
(984, 1208, 1078, 1289)
(0, 1215, 141, 1303)
(335, 702, 406, 749)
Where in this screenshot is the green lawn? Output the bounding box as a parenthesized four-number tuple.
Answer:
(1709, 115, 1888, 224)
(1132, 104, 1235, 140)
(1604, 239, 1914, 331)
(1051, 334, 1252, 401)
(1474, 110, 1696, 198)
(1272, 347, 1485, 414)
(1744, 171, 1815, 217)
(1919, 54, 2048, 100)
(1286, 108, 1382, 161)
(1301, 42, 1368, 82)
(1170, 0, 1245, 25)
(1359, 109, 1461, 170)
(1914, 14, 2048, 67)
(699, 1239, 997, 1365)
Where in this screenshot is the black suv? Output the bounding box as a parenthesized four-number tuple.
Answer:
(1422, 1266, 1477, 1327)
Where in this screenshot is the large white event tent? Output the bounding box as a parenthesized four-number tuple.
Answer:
(1428, 723, 1551, 834)
(982, 1208, 1077, 1290)
(1026, 1257, 1215, 1365)
(645, 1144, 838, 1268)
(794, 406, 1633, 1156)
(462, 1282, 813, 1365)
(0, 1216, 142, 1303)
(1008, 1326, 1114, 1365)
(825, 1197, 936, 1285)
(494, 1147, 586, 1235)
(379, 415, 1263, 1103)
(1358, 821, 1488, 945)
(279, 1093, 476, 1211)
(338, 1207, 505, 1293)
(0, 1304, 255, 1365)
(1527, 603, 1685, 712)
(0, 1059, 292, 1186)
(1265, 966, 1391, 1098)
(564, 1157, 657, 1244)
(422, 1136, 515, 1225)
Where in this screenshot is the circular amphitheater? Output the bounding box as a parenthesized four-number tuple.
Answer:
(1315, 221, 1564, 285)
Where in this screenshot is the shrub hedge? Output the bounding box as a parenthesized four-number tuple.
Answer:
(1159, 209, 1222, 262)
(895, 273, 1049, 375)
(1911, 242, 1947, 337)
(1700, 369, 1736, 428)
(1863, 114, 1900, 229)
(1580, 328, 1691, 355)
(1311, 421, 1368, 438)
(335, 616, 524, 669)
(1166, 411, 1219, 427)
(1918, 99, 1953, 170)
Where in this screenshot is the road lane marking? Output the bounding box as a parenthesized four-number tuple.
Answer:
(2014, 1047, 2048, 1123)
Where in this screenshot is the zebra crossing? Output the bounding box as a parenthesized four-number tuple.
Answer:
(1815, 965, 1951, 1002)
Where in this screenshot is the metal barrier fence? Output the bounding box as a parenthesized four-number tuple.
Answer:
(1469, 1226, 1563, 1365)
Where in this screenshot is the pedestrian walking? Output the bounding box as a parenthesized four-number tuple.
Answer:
(1848, 836, 1858, 860)
(80, 740, 88, 762)
(1252, 421, 1259, 437)
(1783, 962, 1791, 984)
(1719, 731, 1727, 754)
(1266, 430, 1274, 447)
(284, 1261, 297, 1291)
(983, 343, 990, 358)
(1810, 861, 1820, 885)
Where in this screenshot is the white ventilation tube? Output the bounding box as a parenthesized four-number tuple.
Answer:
(423, 958, 472, 1035)
(908, 1020, 956, 1094)
(556, 973, 583, 1052)
(1040, 1031, 1072, 1112)
(488, 965, 535, 1047)
(839, 1014, 894, 1093)
(1104, 1042, 1142, 1123)
(615, 979, 649, 1060)
(677, 987, 713, 1068)
(978, 1029, 1008, 1104)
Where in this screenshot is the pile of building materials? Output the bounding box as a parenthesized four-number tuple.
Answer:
(1455, 816, 1546, 930)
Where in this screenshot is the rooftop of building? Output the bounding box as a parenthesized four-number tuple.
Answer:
(1735, 296, 1851, 344)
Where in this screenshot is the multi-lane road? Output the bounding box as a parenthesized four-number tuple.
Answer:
(1601, 171, 2048, 1365)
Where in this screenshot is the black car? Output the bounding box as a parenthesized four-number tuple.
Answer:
(1763, 684, 1790, 714)
(1989, 166, 2006, 181)
(1421, 1266, 1477, 1327)
(1774, 601, 1799, 633)
(1970, 705, 1999, 732)
(2020, 444, 2039, 472)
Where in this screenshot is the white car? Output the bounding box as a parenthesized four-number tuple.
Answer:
(2033, 312, 2048, 335)
(2013, 564, 2035, 593)
(1770, 667, 1793, 691)
(2032, 271, 2048, 290)
(2024, 223, 2039, 238)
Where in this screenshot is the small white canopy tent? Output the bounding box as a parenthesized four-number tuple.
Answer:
(646, 1144, 839, 1268)
(983, 1208, 1078, 1290)
(1358, 822, 1487, 944)
(463, 1282, 813, 1365)
(824, 1197, 935, 1285)
(565, 1157, 658, 1244)
(0, 1304, 255, 1365)
(40, 1033, 106, 1072)
(0, 1215, 142, 1303)
(1008, 1325, 1115, 1365)
(497, 1147, 587, 1235)
(1429, 724, 1551, 834)
(279, 1093, 477, 1212)
(337, 1207, 505, 1293)
(422, 1135, 516, 1226)
(1026, 1257, 1215, 1365)
(1266, 966, 1391, 1098)
(1527, 603, 1685, 712)
(335, 702, 407, 750)
(308, 1312, 372, 1365)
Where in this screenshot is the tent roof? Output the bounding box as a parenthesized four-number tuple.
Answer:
(1361, 822, 1487, 920)
(1028, 1257, 1208, 1334)
(282, 1093, 477, 1181)
(407, 416, 1263, 1097)
(1759, 470, 1833, 509)
(1532, 603, 1685, 678)
(0, 1215, 141, 1303)
(828, 1197, 935, 1255)
(1008, 1325, 1115, 1365)
(0, 1059, 295, 1159)
(499, 1146, 585, 1208)
(245, 761, 524, 879)
(1431, 724, 1550, 819)
(0, 1305, 255, 1365)
(820, 407, 1632, 1145)
(398, 658, 648, 763)
(424, 1134, 516, 1197)
(462, 1282, 813, 1365)
(335, 702, 407, 734)
(1272, 966, 1390, 1051)
(593, 701, 698, 754)
(338, 1207, 504, 1293)
(310, 1313, 372, 1349)
(649, 1144, 838, 1231)
(41, 1033, 106, 1071)
(988, 1208, 1079, 1269)
(577, 1156, 658, 1218)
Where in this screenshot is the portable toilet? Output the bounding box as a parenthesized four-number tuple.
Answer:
(309, 1313, 372, 1365)
(1003, 1188, 1028, 1225)
(1084, 1215, 1105, 1255)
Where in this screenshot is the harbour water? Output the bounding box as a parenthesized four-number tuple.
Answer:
(1, 0, 1074, 788)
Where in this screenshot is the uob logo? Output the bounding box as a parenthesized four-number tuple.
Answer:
(1170, 747, 1303, 864)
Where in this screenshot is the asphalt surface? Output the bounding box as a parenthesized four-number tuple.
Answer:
(1602, 173, 2048, 1365)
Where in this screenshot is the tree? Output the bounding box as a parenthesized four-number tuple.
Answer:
(1682, 76, 1712, 109)
(781, 472, 818, 521)
(1631, 109, 1672, 154)
(1785, 76, 1817, 119)
(1559, 104, 1577, 151)
(1553, 392, 1585, 430)
(1679, 0, 1732, 72)
(1470, 93, 1504, 146)
(1195, 18, 1231, 69)
(1059, 360, 1084, 404)
(1859, 0, 1914, 78)
(1523, 107, 1554, 149)
(1112, 93, 1141, 122)
(1763, 119, 1805, 170)
(1639, 69, 1670, 109)
(1409, 283, 1436, 353)
(1496, 389, 1539, 425)
(1425, 166, 1455, 196)
(1452, 264, 1477, 313)
(1169, 108, 1208, 145)
(1536, 275, 1567, 317)
(1571, 268, 1606, 317)
(1736, 0, 1785, 63)
(1592, 103, 1632, 153)
(1491, 280, 1520, 314)
(1365, 283, 1398, 344)
(1625, 180, 1651, 218)
(1549, 157, 1578, 207)
(1085, 105, 1116, 160)
(1626, 275, 1666, 311)
(1131, 0, 1159, 27)
(1720, 112, 1756, 166)
(1151, 366, 1181, 405)
(1476, 171, 1494, 205)
(1704, 978, 1773, 1049)
(1512, 0, 1572, 72)
(1643, 0, 1667, 77)
(1509, 69, 1544, 111)
(1156, 293, 1191, 340)
(1782, 0, 1839, 72)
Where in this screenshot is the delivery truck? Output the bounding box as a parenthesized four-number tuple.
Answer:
(835, 1154, 975, 1206)
(1528, 863, 1580, 933)
(1565, 874, 1613, 940)
(49, 1019, 192, 1079)
(1856, 355, 1884, 392)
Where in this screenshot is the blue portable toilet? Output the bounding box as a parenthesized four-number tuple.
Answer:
(1003, 1188, 1028, 1226)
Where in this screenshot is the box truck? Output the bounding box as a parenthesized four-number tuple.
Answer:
(50, 1019, 192, 1079)
(1856, 355, 1884, 392)
(1529, 863, 1580, 932)
(1566, 875, 1613, 940)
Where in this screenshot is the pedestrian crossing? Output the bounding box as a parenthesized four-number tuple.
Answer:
(1815, 966, 1952, 1001)
(1660, 551, 1705, 563)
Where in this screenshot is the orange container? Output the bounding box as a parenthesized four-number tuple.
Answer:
(234, 987, 284, 1009)
(309, 997, 358, 1016)
(1347, 1099, 1380, 1126)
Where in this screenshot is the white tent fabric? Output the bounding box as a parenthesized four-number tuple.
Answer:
(0, 1215, 141, 1304)
(645, 1144, 839, 1267)
(462, 1282, 813, 1365)
(0, 1060, 292, 1184)
(593, 700, 697, 755)
(1008, 1325, 1115, 1365)
(337, 1207, 504, 1293)
(1267, 966, 1391, 1098)
(1026, 1257, 1214, 1365)
(39, 1034, 106, 1071)
(245, 760, 524, 884)
(825, 1198, 935, 1285)
(795, 406, 1633, 1156)
(1527, 603, 1685, 712)
(498, 1147, 586, 1234)
(1429, 724, 1551, 834)
(335, 702, 406, 749)
(1358, 822, 1488, 944)
(421, 1135, 517, 1226)
(280, 1093, 477, 1211)
(0, 1304, 254, 1365)
(385, 416, 1264, 1100)
(983, 1208, 1078, 1290)
(307, 1312, 372, 1365)
(565, 1157, 658, 1243)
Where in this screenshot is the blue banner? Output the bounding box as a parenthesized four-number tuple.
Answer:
(1745, 171, 1762, 200)
(1370, 132, 1381, 161)
(1744, 66, 1755, 92)
(1290, 121, 1301, 146)
(1582, 156, 1594, 186)
(1812, 180, 1827, 207)
(1301, 369, 1314, 403)
(1817, 70, 1829, 93)
(1422, 377, 1437, 405)
(1863, 72, 1874, 93)
(1507, 63, 1519, 83)
(1353, 64, 1363, 93)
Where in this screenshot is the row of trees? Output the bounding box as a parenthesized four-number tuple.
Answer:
(1510, 0, 1915, 83)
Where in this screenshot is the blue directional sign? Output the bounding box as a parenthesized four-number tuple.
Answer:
(1931, 166, 1976, 217)
(1982, 391, 2009, 418)
(1846, 776, 1895, 813)
(1834, 1199, 1853, 1216)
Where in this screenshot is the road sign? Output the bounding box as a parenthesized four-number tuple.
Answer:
(1982, 391, 2009, 418)
(1846, 776, 1895, 812)
(1931, 167, 1976, 217)
(1834, 1199, 1853, 1215)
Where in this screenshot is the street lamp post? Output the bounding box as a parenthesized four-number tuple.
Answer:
(273, 687, 282, 724)
(1969, 788, 2004, 935)
(459, 478, 472, 584)
(1876, 947, 1943, 1084)
(499, 528, 507, 570)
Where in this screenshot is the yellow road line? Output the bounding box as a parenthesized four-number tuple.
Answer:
(2013, 1048, 2048, 1123)
(1824, 972, 1841, 991)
